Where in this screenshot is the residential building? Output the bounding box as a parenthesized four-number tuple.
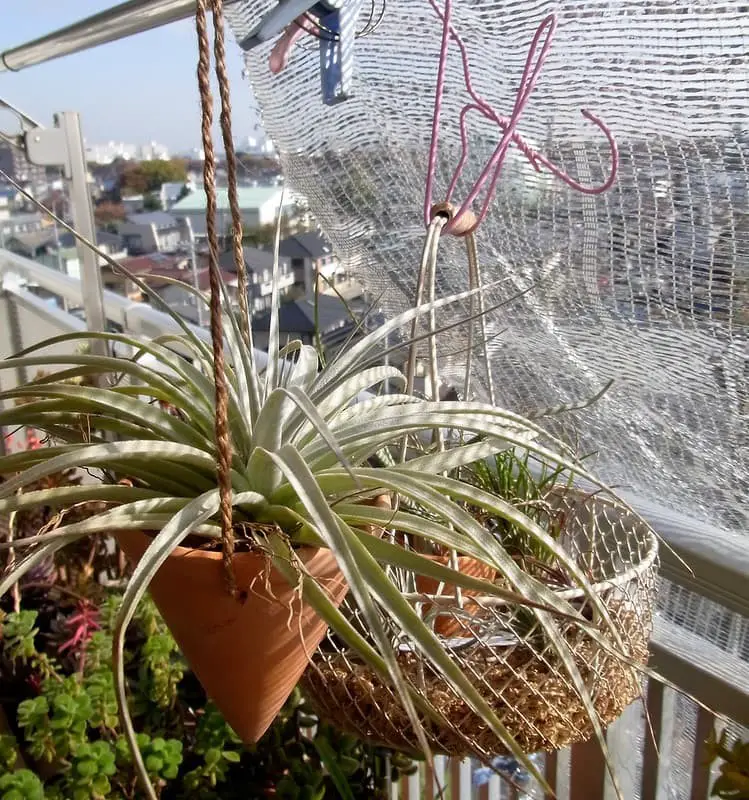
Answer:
(0, 142, 46, 190)
(218, 245, 294, 313)
(138, 141, 170, 161)
(0, 186, 23, 213)
(85, 141, 137, 164)
(171, 186, 289, 240)
(0, 213, 46, 244)
(141, 263, 236, 325)
(4, 228, 126, 279)
(278, 231, 346, 294)
(117, 212, 183, 254)
(160, 181, 192, 210)
(102, 252, 190, 300)
(120, 195, 145, 215)
(251, 293, 378, 356)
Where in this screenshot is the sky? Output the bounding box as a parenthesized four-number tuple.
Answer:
(0, 1, 262, 153)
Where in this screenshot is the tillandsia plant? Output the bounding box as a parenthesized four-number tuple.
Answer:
(0, 189, 655, 800)
(0, 268, 652, 795)
(457, 446, 577, 570)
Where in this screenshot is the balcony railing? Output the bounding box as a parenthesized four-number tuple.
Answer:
(2, 251, 748, 799)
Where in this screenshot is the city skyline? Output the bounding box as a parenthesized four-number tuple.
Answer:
(0, 1, 262, 152)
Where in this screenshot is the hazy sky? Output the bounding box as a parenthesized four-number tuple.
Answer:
(0, 1, 261, 152)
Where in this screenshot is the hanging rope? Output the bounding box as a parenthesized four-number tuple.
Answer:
(195, 0, 237, 598)
(211, 0, 251, 348)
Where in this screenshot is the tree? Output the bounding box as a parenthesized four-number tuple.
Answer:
(143, 193, 162, 212)
(119, 159, 187, 196)
(94, 201, 126, 226)
(235, 215, 293, 250)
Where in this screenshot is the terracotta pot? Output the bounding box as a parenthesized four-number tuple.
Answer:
(118, 531, 347, 743)
(415, 555, 497, 637)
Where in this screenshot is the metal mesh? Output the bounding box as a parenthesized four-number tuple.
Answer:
(227, 0, 749, 536)
(301, 491, 657, 758)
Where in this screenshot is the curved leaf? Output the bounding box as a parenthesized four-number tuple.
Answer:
(0, 441, 216, 499)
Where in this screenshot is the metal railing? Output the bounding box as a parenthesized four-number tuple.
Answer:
(2, 252, 748, 799)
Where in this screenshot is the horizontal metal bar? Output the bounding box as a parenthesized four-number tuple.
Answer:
(0, 0, 236, 74)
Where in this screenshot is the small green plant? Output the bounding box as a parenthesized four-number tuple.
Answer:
(458, 445, 575, 570)
(0, 595, 414, 798)
(0, 768, 45, 800)
(706, 727, 749, 799)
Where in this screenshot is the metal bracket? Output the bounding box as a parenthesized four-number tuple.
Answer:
(0, 97, 70, 170)
(23, 128, 69, 171)
(0, 99, 107, 358)
(241, 0, 359, 106)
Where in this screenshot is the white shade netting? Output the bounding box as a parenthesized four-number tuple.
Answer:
(226, 0, 748, 538)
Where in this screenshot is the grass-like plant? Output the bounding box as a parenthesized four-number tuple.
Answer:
(0, 211, 644, 798)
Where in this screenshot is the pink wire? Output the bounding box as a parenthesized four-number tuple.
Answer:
(423, 0, 454, 228)
(424, 2, 619, 235)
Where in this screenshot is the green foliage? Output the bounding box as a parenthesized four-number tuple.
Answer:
(0, 596, 410, 798)
(138, 633, 185, 710)
(142, 193, 162, 212)
(67, 741, 117, 799)
(17, 676, 92, 762)
(182, 703, 242, 790)
(119, 160, 187, 196)
(458, 445, 573, 565)
(0, 734, 19, 773)
(706, 728, 749, 799)
(0, 769, 45, 800)
(115, 733, 183, 783)
(0, 609, 39, 660)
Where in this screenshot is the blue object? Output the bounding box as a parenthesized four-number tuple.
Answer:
(472, 754, 542, 794)
(240, 0, 357, 107)
(315, 3, 346, 105)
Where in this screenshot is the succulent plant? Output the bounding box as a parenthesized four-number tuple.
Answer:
(0, 224, 643, 798)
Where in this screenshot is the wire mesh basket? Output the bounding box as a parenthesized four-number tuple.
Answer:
(302, 488, 658, 758)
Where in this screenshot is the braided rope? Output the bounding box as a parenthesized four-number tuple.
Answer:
(195, 0, 237, 598)
(212, 0, 251, 347)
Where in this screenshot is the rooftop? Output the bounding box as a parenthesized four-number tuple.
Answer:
(171, 186, 283, 213)
(4, 229, 56, 252)
(253, 293, 352, 334)
(137, 265, 235, 292)
(218, 246, 290, 274)
(0, 212, 46, 228)
(125, 211, 181, 229)
(59, 230, 123, 250)
(115, 253, 187, 274)
(279, 231, 334, 261)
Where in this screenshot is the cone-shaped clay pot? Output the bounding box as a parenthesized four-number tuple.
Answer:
(416, 555, 497, 637)
(118, 531, 347, 743)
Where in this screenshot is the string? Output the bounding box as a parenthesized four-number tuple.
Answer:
(425, 0, 619, 236)
(195, 0, 237, 598)
(211, 0, 251, 349)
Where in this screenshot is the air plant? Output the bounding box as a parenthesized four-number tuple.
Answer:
(0, 210, 649, 799)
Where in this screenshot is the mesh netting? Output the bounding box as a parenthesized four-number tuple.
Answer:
(226, 1, 749, 535)
(302, 490, 657, 757)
